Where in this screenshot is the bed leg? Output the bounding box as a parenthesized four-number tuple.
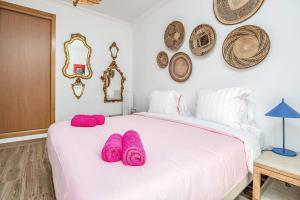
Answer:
(253, 167, 261, 200)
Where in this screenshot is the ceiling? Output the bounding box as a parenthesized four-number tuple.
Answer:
(62, 0, 166, 22)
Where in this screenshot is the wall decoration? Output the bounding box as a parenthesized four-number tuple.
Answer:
(164, 21, 185, 51)
(169, 52, 192, 82)
(213, 0, 264, 25)
(101, 42, 126, 103)
(62, 33, 93, 99)
(222, 25, 270, 69)
(73, 0, 101, 7)
(72, 78, 85, 99)
(189, 24, 216, 56)
(156, 51, 169, 68)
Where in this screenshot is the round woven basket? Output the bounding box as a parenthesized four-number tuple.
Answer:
(189, 24, 216, 56)
(169, 52, 192, 82)
(156, 51, 169, 68)
(213, 0, 264, 25)
(222, 25, 270, 69)
(164, 21, 185, 51)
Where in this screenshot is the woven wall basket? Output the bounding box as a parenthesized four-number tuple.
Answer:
(189, 24, 216, 56)
(222, 25, 270, 69)
(156, 51, 169, 68)
(169, 52, 192, 82)
(164, 21, 185, 51)
(213, 0, 264, 25)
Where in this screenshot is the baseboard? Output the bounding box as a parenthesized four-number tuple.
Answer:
(0, 128, 48, 139)
(0, 133, 47, 144)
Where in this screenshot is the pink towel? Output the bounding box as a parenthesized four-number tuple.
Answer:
(73, 114, 105, 125)
(122, 130, 146, 166)
(71, 116, 97, 127)
(93, 115, 105, 125)
(101, 134, 123, 162)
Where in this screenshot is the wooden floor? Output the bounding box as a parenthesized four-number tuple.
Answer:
(0, 139, 55, 200)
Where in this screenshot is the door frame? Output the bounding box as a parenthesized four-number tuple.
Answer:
(0, 1, 55, 139)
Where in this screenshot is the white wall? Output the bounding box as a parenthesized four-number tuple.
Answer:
(5, 0, 133, 121)
(3, 0, 300, 151)
(132, 0, 300, 151)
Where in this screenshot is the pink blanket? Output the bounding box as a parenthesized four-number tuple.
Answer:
(122, 130, 146, 166)
(47, 114, 249, 200)
(101, 133, 123, 162)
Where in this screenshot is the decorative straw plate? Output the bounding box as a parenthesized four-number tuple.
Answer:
(222, 25, 270, 69)
(169, 52, 192, 82)
(156, 51, 169, 68)
(164, 21, 185, 51)
(213, 0, 264, 25)
(189, 24, 216, 56)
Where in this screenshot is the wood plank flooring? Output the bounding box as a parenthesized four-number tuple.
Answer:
(0, 139, 55, 200)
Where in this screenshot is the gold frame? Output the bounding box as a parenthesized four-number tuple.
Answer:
(71, 78, 85, 99)
(73, 0, 101, 7)
(101, 42, 126, 103)
(62, 33, 93, 79)
(110, 42, 119, 60)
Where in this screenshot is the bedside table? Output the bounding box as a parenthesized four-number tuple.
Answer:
(253, 151, 300, 200)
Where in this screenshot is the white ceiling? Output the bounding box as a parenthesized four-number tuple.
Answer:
(62, 0, 166, 22)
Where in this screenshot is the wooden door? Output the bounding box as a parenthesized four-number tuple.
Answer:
(0, 1, 55, 138)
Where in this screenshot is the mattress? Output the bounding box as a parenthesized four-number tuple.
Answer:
(47, 112, 261, 200)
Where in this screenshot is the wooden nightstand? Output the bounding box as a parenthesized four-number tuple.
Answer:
(253, 151, 300, 200)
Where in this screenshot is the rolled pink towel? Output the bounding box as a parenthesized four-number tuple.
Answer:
(74, 114, 91, 118)
(71, 116, 96, 127)
(122, 130, 146, 166)
(101, 134, 123, 162)
(74, 114, 105, 125)
(93, 115, 105, 125)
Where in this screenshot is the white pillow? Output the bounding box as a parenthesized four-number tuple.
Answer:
(148, 90, 180, 115)
(195, 87, 252, 129)
(173, 93, 190, 116)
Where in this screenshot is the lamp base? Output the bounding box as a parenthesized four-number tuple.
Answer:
(272, 147, 297, 157)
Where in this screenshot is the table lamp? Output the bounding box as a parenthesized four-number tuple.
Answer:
(265, 98, 300, 157)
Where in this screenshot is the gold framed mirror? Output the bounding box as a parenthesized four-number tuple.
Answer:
(101, 42, 126, 103)
(72, 78, 85, 99)
(62, 33, 92, 99)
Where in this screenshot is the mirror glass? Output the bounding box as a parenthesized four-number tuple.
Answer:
(111, 47, 118, 59)
(106, 69, 122, 100)
(66, 40, 90, 77)
(72, 79, 85, 99)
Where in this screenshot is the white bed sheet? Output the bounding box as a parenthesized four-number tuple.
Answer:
(47, 112, 261, 200)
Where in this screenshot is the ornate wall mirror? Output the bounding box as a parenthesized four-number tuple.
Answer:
(101, 42, 126, 103)
(72, 78, 85, 99)
(62, 33, 93, 99)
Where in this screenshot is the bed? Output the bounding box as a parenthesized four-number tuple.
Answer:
(47, 112, 261, 200)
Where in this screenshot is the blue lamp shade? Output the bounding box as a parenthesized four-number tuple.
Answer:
(266, 99, 300, 118)
(265, 98, 300, 157)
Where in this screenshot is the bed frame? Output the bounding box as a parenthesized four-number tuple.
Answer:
(223, 173, 252, 200)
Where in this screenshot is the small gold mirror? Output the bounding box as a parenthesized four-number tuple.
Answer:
(72, 78, 85, 99)
(101, 42, 126, 103)
(62, 33, 92, 99)
(110, 42, 119, 60)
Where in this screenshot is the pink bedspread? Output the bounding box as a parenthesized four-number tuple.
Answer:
(47, 114, 248, 200)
